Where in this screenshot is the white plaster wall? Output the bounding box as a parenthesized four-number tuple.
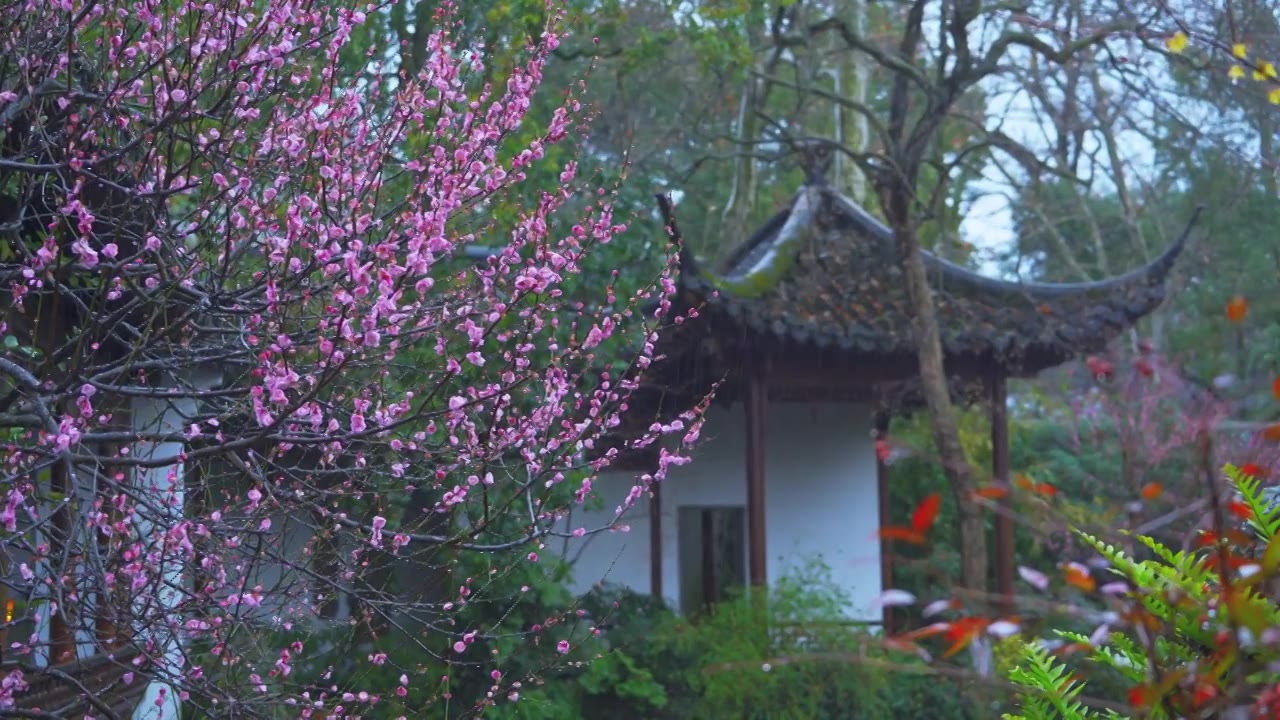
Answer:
(561, 401, 882, 621)
(128, 366, 224, 720)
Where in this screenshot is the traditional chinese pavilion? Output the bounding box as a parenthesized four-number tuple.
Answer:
(562, 180, 1195, 623)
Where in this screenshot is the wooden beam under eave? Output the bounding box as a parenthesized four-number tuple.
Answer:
(762, 361, 909, 389)
(745, 372, 768, 588)
(991, 373, 1015, 612)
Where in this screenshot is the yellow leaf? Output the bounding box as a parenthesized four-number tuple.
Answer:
(1269, 87, 1280, 105)
(1229, 65, 1246, 80)
(1263, 536, 1280, 575)
(1234, 43, 1249, 59)
(1166, 31, 1189, 54)
(1266, 62, 1278, 79)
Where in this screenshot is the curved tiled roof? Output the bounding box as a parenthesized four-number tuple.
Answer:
(671, 184, 1194, 378)
(7, 647, 147, 718)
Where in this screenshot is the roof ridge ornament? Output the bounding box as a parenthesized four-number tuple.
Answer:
(790, 138, 835, 187)
(656, 187, 824, 299)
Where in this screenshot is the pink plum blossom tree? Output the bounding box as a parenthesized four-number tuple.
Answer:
(0, 0, 698, 715)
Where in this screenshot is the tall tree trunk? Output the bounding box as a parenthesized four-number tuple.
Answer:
(879, 0, 989, 619)
(720, 68, 762, 254)
(884, 197, 993, 679)
(880, 176, 990, 613)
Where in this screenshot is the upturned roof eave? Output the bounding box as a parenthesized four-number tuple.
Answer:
(663, 183, 1199, 376)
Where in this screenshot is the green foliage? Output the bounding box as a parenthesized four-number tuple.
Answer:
(1230, 463, 1280, 541)
(575, 651, 667, 710)
(571, 559, 981, 720)
(481, 559, 983, 720)
(1004, 641, 1129, 720)
(1001, 466, 1280, 719)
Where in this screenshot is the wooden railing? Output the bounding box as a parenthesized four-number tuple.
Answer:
(5, 646, 147, 719)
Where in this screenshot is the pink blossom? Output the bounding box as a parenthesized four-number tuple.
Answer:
(0, 0, 700, 712)
(0, 668, 28, 710)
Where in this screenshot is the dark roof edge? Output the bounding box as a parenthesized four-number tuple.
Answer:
(825, 188, 1202, 299)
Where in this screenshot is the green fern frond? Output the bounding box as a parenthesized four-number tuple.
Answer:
(1052, 629, 1147, 685)
(1135, 535, 1213, 588)
(1004, 642, 1128, 720)
(1056, 630, 1094, 646)
(1088, 645, 1146, 685)
(1229, 464, 1280, 542)
(1076, 531, 1223, 646)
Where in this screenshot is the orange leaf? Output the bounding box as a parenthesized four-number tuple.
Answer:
(1229, 500, 1253, 521)
(1140, 482, 1163, 501)
(1034, 482, 1058, 497)
(878, 526, 926, 545)
(1241, 463, 1269, 479)
(911, 493, 942, 534)
(1014, 473, 1034, 491)
(1123, 606, 1164, 631)
(1063, 562, 1096, 592)
(898, 622, 951, 641)
(1226, 529, 1253, 545)
(1273, 377, 1280, 401)
(944, 617, 989, 640)
(1226, 295, 1249, 323)
(880, 637, 925, 657)
(942, 637, 972, 659)
(941, 617, 989, 658)
(1192, 682, 1218, 707)
(973, 486, 1009, 500)
(1202, 550, 1252, 574)
(1263, 424, 1280, 442)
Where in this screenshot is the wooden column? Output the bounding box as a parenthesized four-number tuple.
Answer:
(649, 480, 662, 599)
(96, 453, 124, 648)
(875, 411, 894, 634)
(0, 557, 9, 661)
(48, 462, 75, 665)
(991, 373, 1015, 611)
(745, 373, 768, 588)
(98, 401, 134, 646)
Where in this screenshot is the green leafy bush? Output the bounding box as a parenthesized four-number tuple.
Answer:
(564, 558, 981, 720)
